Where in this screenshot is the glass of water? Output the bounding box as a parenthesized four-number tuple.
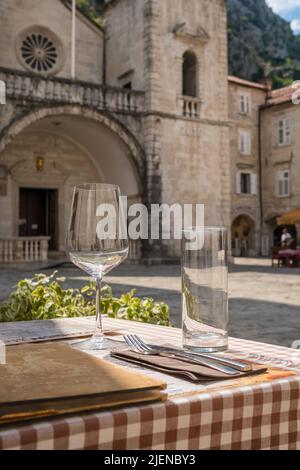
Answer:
(182, 227, 228, 353)
(66, 184, 128, 350)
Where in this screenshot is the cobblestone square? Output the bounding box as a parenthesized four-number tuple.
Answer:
(0, 258, 299, 348)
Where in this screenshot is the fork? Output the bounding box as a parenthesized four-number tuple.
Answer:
(124, 334, 239, 376)
(124, 334, 252, 373)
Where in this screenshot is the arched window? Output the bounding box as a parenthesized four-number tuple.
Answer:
(182, 51, 197, 97)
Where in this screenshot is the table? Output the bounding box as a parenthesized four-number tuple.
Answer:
(278, 250, 300, 267)
(0, 318, 300, 450)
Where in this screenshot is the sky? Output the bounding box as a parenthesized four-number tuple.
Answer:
(266, 0, 300, 34)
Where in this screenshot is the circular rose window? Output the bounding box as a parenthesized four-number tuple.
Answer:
(16, 26, 64, 75)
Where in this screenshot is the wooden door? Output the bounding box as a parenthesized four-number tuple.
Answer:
(19, 188, 58, 250)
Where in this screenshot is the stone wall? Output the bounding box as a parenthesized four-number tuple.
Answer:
(0, 0, 103, 83)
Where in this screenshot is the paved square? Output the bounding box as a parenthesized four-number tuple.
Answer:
(0, 258, 299, 348)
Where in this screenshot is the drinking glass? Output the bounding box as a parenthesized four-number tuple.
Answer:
(66, 183, 128, 350)
(182, 227, 228, 353)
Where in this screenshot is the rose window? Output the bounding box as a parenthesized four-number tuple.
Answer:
(21, 33, 58, 72)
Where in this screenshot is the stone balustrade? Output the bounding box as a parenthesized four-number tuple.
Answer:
(180, 96, 201, 119)
(0, 237, 50, 263)
(0, 67, 145, 113)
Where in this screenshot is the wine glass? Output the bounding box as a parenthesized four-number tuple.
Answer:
(66, 183, 128, 350)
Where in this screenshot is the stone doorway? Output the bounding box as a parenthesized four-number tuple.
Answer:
(231, 215, 256, 257)
(19, 188, 58, 251)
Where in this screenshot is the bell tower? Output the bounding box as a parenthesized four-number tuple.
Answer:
(104, 0, 231, 259)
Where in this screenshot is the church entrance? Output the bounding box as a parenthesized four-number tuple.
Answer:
(19, 188, 58, 251)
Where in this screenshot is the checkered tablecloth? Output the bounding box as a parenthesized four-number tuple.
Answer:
(0, 318, 300, 450)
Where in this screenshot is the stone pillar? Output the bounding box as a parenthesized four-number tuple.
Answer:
(15, 239, 24, 261)
(142, 115, 163, 263)
(141, 0, 164, 263)
(40, 238, 49, 261)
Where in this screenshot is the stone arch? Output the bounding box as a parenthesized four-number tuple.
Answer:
(231, 214, 256, 257)
(0, 105, 145, 255)
(0, 105, 145, 186)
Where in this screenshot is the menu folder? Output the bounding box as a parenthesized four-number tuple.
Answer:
(0, 342, 167, 425)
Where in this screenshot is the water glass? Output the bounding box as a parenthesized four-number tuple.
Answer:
(182, 227, 228, 353)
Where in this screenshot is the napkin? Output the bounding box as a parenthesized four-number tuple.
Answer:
(111, 350, 268, 383)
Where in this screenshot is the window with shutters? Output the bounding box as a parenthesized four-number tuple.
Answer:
(239, 94, 251, 115)
(278, 118, 292, 146)
(236, 172, 257, 195)
(278, 170, 290, 198)
(239, 131, 251, 155)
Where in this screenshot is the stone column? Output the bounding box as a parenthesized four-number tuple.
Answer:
(141, 0, 164, 263)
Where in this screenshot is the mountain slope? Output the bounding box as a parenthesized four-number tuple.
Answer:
(228, 0, 300, 87)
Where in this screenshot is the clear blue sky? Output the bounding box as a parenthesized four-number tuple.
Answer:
(266, 0, 300, 34)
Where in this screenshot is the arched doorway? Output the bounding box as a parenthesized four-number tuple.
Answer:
(0, 106, 144, 259)
(231, 215, 256, 257)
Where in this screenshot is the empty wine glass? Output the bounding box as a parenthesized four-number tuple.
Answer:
(66, 183, 128, 350)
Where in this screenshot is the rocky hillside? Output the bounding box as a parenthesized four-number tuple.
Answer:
(228, 0, 300, 87)
(79, 0, 300, 88)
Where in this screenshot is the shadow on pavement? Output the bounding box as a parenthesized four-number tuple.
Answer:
(229, 298, 300, 348)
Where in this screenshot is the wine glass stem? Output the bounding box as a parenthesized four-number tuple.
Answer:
(94, 277, 103, 338)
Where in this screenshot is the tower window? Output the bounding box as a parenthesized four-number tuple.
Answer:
(182, 51, 197, 97)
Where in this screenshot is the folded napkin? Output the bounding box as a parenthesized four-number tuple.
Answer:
(111, 350, 268, 383)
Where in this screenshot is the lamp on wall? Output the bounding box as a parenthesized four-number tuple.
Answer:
(36, 156, 44, 172)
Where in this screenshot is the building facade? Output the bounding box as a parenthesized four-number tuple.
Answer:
(0, 0, 231, 262)
(0, 0, 299, 263)
(229, 78, 300, 256)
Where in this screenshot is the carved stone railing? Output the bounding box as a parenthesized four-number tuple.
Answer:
(0, 237, 50, 263)
(0, 67, 145, 113)
(179, 96, 201, 119)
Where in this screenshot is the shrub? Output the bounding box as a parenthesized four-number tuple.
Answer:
(0, 272, 171, 326)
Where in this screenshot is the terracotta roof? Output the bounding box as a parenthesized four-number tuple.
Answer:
(228, 75, 269, 91)
(266, 84, 297, 106)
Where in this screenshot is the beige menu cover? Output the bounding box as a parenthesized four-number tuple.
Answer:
(0, 342, 167, 425)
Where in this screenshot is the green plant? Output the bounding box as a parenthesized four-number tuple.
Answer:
(0, 272, 171, 326)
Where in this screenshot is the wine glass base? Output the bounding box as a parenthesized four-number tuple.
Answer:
(71, 336, 114, 351)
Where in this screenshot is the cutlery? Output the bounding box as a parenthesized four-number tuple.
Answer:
(124, 335, 239, 376)
(124, 334, 252, 373)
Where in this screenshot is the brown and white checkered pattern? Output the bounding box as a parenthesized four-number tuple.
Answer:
(0, 319, 300, 450)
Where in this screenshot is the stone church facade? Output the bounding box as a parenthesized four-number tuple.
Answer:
(0, 0, 231, 262)
(0, 0, 298, 263)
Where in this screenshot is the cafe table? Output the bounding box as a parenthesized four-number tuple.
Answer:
(0, 317, 300, 450)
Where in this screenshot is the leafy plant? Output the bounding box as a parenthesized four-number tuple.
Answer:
(0, 272, 171, 326)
